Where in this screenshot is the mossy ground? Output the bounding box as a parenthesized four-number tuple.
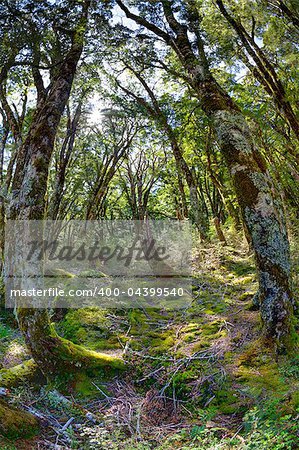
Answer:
(0, 230, 298, 448)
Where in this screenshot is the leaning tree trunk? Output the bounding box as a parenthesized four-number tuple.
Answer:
(0, 120, 9, 269)
(213, 106, 295, 318)
(6, 2, 124, 378)
(172, 61, 293, 352)
(199, 80, 294, 350)
(164, 2, 294, 351)
(115, 0, 295, 351)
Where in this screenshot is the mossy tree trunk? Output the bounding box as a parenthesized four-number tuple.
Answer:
(117, 0, 294, 351)
(212, 108, 293, 342)
(166, 3, 294, 351)
(17, 309, 125, 378)
(0, 117, 9, 268)
(6, 1, 124, 377)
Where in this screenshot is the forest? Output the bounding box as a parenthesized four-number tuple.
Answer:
(0, 0, 298, 448)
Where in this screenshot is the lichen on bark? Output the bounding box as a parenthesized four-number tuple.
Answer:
(211, 108, 294, 351)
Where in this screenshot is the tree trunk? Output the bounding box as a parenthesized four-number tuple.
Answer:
(116, 0, 295, 350)
(168, 2, 294, 351)
(17, 309, 125, 378)
(176, 166, 189, 219)
(211, 107, 293, 348)
(6, 2, 124, 377)
(213, 216, 227, 245)
(0, 120, 8, 269)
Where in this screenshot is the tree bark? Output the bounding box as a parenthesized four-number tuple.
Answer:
(117, 0, 294, 351)
(0, 117, 8, 267)
(6, 1, 124, 377)
(16, 309, 125, 378)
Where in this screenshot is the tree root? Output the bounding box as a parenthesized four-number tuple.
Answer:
(17, 309, 126, 380)
(0, 359, 42, 388)
(43, 335, 126, 377)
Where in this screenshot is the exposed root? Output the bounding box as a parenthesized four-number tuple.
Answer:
(0, 359, 42, 388)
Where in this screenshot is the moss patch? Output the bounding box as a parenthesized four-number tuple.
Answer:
(0, 400, 39, 439)
(0, 360, 41, 388)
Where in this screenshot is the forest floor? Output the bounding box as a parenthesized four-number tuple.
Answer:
(0, 230, 298, 449)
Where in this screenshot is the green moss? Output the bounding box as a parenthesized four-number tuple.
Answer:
(183, 332, 200, 343)
(203, 309, 217, 315)
(201, 320, 224, 336)
(0, 323, 13, 340)
(150, 332, 175, 355)
(172, 368, 199, 398)
(95, 336, 123, 351)
(78, 269, 107, 278)
(224, 259, 255, 276)
(128, 309, 147, 325)
(51, 335, 126, 375)
(56, 308, 118, 351)
(45, 268, 76, 278)
(192, 339, 212, 351)
(180, 323, 201, 343)
(214, 387, 240, 414)
(0, 400, 39, 439)
(0, 359, 40, 388)
(239, 291, 255, 301)
(181, 323, 201, 333)
(72, 373, 108, 398)
(235, 347, 288, 394)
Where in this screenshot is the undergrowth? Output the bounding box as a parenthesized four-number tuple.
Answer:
(0, 230, 298, 449)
